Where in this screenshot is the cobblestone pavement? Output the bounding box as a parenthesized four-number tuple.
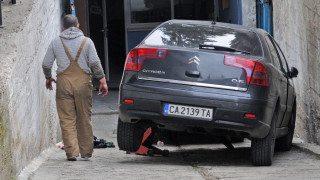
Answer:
(28, 91, 320, 180)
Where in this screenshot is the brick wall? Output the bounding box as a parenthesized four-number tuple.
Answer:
(0, 0, 63, 179)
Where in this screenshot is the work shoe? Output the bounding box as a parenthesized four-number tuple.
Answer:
(67, 157, 77, 161)
(81, 157, 90, 161)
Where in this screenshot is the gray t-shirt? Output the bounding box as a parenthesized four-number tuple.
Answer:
(42, 27, 105, 80)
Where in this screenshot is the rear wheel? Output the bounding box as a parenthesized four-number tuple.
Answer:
(251, 110, 276, 166)
(117, 118, 145, 152)
(162, 150, 169, 157)
(147, 149, 154, 156)
(276, 104, 296, 151)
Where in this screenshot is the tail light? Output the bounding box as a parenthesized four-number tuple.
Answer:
(244, 113, 256, 118)
(124, 99, 134, 104)
(224, 55, 268, 86)
(250, 61, 269, 86)
(124, 48, 168, 71)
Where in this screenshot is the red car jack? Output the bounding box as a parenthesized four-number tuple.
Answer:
(134, 127, 169, 156)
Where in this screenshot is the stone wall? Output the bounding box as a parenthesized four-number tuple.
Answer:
(0, 0, 62, 179)
(273, 0, 320, 144)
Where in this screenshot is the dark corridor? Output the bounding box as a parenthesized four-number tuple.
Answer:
(106, 0, 126, 88)
(88, 0, 126, 89)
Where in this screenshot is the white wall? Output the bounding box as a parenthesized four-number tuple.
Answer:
(0, 0, 63, 179)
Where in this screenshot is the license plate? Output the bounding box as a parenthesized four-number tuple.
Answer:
(163, 103, 213, 120)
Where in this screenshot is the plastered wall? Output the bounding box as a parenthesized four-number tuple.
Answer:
(273, 0, 320, 144)
(242, 0, 320, 144)
(0, 0, 62, 179)
(242, 0, 256, 28)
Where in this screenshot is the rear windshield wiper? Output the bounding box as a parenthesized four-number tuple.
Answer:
(199, 44, 251, 55)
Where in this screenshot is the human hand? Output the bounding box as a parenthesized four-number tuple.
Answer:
(99, 77, 108, 97)
(46, 77, 56, 90)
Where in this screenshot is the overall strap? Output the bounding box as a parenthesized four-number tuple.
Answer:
(60, 37, 88, 62)
(75, 37, 88, 62)
(60, 37, 74, 62)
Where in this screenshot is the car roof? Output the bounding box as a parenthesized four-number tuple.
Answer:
(165, 19, 266, 35)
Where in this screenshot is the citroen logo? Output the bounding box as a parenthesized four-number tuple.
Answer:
(188, 56, 200, 65)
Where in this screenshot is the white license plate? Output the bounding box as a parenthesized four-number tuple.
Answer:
(163, 103, 213, 120)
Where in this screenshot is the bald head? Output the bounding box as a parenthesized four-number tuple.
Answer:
(63, 14, 79, 29)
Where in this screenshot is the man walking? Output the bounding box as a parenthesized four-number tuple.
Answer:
(42, 14, 108, 161)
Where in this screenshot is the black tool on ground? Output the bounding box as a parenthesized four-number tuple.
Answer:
(134, 127, 169, 156)
(221, 136, 235, 150)
(93, 136, 115, 148)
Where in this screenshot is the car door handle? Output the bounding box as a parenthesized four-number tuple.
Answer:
(185, 70, 200, 78)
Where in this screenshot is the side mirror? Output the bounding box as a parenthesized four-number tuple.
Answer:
(290, 67, 298, 78)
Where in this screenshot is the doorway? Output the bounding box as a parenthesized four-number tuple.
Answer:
(88, 0, 126, 89)
(256, 0, 273, 35)
(106, 0, 126, 88)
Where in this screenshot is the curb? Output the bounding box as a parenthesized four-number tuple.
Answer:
(18, 146, 60, 180)
(293, 143, 320, 158)
(92, 110, 118, 115)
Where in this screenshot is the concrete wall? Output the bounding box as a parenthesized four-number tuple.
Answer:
(272, 0, 320, 144)
(242, 0, 256, 28)
(2, 0, 10, 5)
(0, 0, 62, 179)
(241, 0, 320, 144)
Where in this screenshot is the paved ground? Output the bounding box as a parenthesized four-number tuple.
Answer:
(26, 90, 320, 180)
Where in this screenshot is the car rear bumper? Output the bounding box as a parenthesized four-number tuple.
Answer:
(119, 87, 276, 139)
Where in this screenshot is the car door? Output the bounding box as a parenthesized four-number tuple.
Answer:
(265, 35, 288, 127)
(272, 39, 296, 127)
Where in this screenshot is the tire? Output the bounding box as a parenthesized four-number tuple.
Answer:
(117, 118, 145, 152)
(162, 150, 169, 157)
(147, 149, 154, 156)
(251, 110, 276, 166)
(275, 104, 296, 151)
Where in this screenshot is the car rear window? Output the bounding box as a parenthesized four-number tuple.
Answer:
(142, 22, 263, 56)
